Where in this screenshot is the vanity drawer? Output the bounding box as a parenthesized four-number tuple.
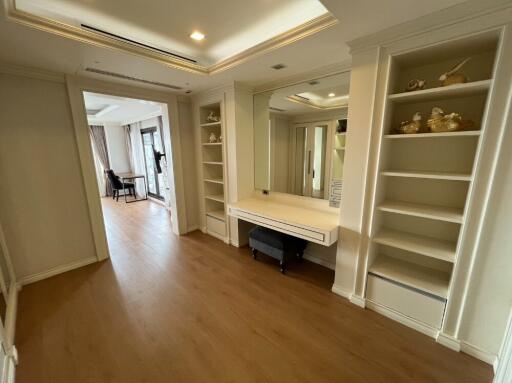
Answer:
(206, 215, 226, 237)
(366, 274, 446, 329)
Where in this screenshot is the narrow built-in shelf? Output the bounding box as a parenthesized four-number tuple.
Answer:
(384, 130, 481, 139)
(203, 161, 223, 166)
(334, 147, 345, 151)
(200, 122, 221, 127)
(381, 170, 472, 181)
(202, 142, 222, 146)
(378, 201, 463, 223)
(373, 228, 456, 263)
(388, 79, 492, 104)
(206, 210, 225, 221)
(335, 132, 346, 136)
(204, 178, 223, 185)
(369, 254, 450, 299)
(205, 194, 225, 203)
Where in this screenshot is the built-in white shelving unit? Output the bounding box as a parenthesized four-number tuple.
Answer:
(198, 102, 228, 241)
(364, 30, 500, 330)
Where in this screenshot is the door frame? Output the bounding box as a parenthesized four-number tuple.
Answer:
(66, 75, 188, 261)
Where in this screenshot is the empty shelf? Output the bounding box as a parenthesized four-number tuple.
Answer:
(381, 170, 472, 181)
(388, 79, 491, 104)
(205, 194, 225, 203)
(203, 161, 223, 166)
(384, 130, 481, 139)
(202, 142, 223, 146)
(373, 228, 456, 263)
(369, 254, 450, 298)
(206, 210, 225, 221)
(378, 201, 463, 223)
(204, 178, 223, 184)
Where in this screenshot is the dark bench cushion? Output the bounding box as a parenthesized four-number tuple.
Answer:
(249, 226, 307, 252)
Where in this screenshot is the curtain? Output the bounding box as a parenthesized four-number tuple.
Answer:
(124, 124, 134, 172)
(89, 125, 112, 196)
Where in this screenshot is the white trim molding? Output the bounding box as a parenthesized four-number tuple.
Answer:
(349, 294, 366, 309)
(460, 341, 497, 366)
(303, 254, 335, 270)
(4, 0, 338, 76)
(331, 283, 351, 299)
(436, 332, 462, 352)
(16, 256, 98, 286)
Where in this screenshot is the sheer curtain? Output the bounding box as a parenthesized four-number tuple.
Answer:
(128, 122, 147, 197)
(89, 125, 112, 196)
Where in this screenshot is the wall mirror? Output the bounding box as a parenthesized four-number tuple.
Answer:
(254, 72, 350, 201)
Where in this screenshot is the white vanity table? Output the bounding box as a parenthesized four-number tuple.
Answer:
(228, 192, 339, 246)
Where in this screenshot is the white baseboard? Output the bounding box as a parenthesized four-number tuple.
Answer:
(461, 341, 497, 366)
(436, 332, 461, 352)
(366, 300, 438, 338)
(17, 256, 98, 286)
(186, 225, 199, 233)
(303, 254, 335, 270)
(206, 229, 229, 244)
(349, 294, 366, 308)
(230, 239, 240, 247)
(331, 284, 351, 299)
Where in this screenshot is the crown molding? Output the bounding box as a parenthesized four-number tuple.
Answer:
(0, 61, 65, 82)
(347, 0, 512, 53)
(286, 95, 348, 111)
(4, 0, 338, 76)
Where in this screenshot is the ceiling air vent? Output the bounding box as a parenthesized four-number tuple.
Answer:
(85, 68, 183, 90)
(81, 24, 197, 63)
(309, 80, 319, 85)
(271, 63, 286, 70)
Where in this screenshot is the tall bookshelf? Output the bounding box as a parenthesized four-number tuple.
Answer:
(364, 31, 499, 330)
(199, 102, 227, 241)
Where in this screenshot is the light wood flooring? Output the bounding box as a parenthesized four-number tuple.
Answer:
(15, 198, 493, 382)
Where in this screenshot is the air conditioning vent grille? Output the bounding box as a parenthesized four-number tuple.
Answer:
(85, 68, 183, 90)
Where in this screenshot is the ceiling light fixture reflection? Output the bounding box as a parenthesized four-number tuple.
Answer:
(328, 93, 336, 97)
(190, 31, 205, 41)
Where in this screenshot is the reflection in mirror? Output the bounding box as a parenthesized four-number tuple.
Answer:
(254, 72, 349, 202)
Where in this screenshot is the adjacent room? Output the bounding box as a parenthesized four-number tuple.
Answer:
(0, 0, 511, 382)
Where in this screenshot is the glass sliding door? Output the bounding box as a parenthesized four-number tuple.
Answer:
(141, 127, 164, 200)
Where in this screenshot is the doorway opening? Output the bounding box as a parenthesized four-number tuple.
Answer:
(82, 91, 174, 251)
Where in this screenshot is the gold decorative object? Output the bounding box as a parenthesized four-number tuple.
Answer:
(396, 112, 422, 134)
(405, 79, 426, 92)
(439, 57, 471, 86)
(206, 111, 220, 122)
(427, 107, 474, 132)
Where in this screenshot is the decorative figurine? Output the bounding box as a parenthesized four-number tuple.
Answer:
(427, 107, 474, 132)
(218, 135, 222, 143)
(206, 111, 220, 122)
(405, 79, 426, 92)
(208, 132, 217, 143)
(439, 57, 471, 86)
(396, 112, 422, 134)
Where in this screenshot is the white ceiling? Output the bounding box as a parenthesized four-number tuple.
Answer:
(270, 72, 350, 115)
(16, 0, 328, 66)
(0, 0, 468, 94)
(84, 92, 163, 125)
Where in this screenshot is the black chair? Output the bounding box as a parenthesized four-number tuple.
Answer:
(106, 170, 135, 202)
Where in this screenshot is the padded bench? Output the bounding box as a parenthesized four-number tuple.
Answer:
(249, 226, 308, 274)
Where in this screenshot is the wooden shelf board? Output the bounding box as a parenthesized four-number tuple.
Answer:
(378, 201, 463, 223)
(335, 132, 346, 136)
(203, 161, 223, 166)
(206, 210, 225, 221)
(202, 142, 223, 146)
(384, 130, 481, 139)
(200, 122, 221, 127)
(388, 79, 492, 103)
(373, 228, 456, 263)
(381, 170, 472, 181)
(205, 194, 225, 203)
(334, 147, 345, 151)
(204, 178, 223, 185)
(369, 254, 450, 298)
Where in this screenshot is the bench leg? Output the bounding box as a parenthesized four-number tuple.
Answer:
(280, 259, 286, 274)
(251, 248, 257, 260)
(296, 250, 304, 262)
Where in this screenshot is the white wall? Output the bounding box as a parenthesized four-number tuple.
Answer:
(104, 123, 131, 173)
(0, 73, 96, 280)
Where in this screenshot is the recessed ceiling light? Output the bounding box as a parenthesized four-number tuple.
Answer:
(328, 93, 336, 97)
(190, 31, 205, 41)
(271, 64, 286, 70)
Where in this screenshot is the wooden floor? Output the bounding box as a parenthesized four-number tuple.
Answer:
(16, 198, 493, 383)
